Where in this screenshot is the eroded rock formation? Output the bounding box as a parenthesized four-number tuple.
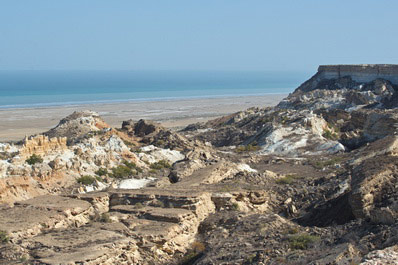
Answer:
(1, 65, 398, 264)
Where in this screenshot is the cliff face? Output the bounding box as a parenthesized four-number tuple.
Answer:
(318, 64, 398, 85)
(278, 64, 398, 111)
(19, 135, 67, 159)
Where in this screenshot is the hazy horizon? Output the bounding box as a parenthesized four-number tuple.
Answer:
(1, 1, 397, 72)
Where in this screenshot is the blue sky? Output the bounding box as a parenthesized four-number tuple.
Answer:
(0, 1, 397, 72)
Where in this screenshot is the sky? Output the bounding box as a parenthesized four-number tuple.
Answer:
(0, 1, 397, 72)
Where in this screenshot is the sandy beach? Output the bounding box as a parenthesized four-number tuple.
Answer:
(0, 94, 286, 142)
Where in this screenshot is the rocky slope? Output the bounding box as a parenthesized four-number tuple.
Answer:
(1, 64, 398, 264)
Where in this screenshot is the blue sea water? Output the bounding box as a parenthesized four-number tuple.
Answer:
(0, 70, 308, 109)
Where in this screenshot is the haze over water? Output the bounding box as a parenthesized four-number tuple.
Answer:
(0, 70, 308, 109)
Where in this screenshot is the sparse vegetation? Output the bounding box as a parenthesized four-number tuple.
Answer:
(25, 154, 43, 165)
(235, 143, 259, 153)
(77, 175, 97, 185)
(153, 200, 165, 208)
(288, 233, 320, 250)
(156, 139, 165, 146)
(95, 168, 108, 176)
(179, 241, 206, 265)
(87, 130, 106, 137)
(134, 202, 144, 209)
(231, 202, 240, 211)
(280, 115, 289, 124)
(0, 230, 9, 243)
(149, 169, 158, 174)
(310, 157, 344, 169)
(109, 160, 142, 178)
(322, 124, 339, 140)
(109, 165, 134, 178)
(130, 147, 142, 153)
(284, 227, 299, 235)
(122, 139, 135, 147)
(150, 160, 171, 170)
(276, 174, 300, 185)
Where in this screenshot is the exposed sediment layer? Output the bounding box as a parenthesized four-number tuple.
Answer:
(318, 64, 398, 85)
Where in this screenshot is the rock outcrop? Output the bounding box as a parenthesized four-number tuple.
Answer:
(19, 135, 67, 159)
(44, 110, 110, 144)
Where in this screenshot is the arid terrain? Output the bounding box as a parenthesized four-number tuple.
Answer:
(1, 64, 398, 264)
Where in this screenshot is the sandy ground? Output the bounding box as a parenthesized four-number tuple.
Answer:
(0, 94, 286, 142)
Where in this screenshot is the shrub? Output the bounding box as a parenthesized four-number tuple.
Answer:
(288, 233, 320, 250)
(134, 202, 144, 209)
(109, 165, 133, 178)
(150, 160, 171, 170)
(235, 144, 259, 153)
(322, 128, 339, 140)
(77, 175, 97, 185)
(276, 174, 299, 185)
(109, 160, 142, 178)
(153, 200, 165, 208)
(156, 140, 165, 146)
(191, 241, 205, 253)
(179, 241, 205, 265)
(26, 154, 43, 165)
(310, 157, 344, 169)
(123, 160, 143, 173)
(149, 169, 157, 174)
(95, 168, 108, 176)
(0, 230, 9, 243)
(231, 202, 240, 211)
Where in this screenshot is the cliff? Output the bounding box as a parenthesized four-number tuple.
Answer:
(277, 64, 398, 111)
(296, 64, 398, 93)
(318, 64, 398, 84)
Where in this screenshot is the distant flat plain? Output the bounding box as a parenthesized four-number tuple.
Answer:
(0, 94, 286, 142)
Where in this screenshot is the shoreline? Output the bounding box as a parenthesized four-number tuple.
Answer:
(0, 92, 291, 110)
(0, 94, 287, 142)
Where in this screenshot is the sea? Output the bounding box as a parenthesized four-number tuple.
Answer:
(0, 70, 309, 109)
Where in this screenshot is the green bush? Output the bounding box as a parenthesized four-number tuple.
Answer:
(77, 175, 97, 185)
(26, 154, 43, 165)
(123, 160, 142, 172)
(109, 160, 142, 178)
(322, 128, 339, 140)
(288, 233, 320, 250)
(150, 160, 171, 170)
(0, 230, 9, 243)
(109, 165, 133, 178)
(95, 168, 108, 176)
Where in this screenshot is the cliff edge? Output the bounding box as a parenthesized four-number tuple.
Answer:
(278, 64, 398, 110)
